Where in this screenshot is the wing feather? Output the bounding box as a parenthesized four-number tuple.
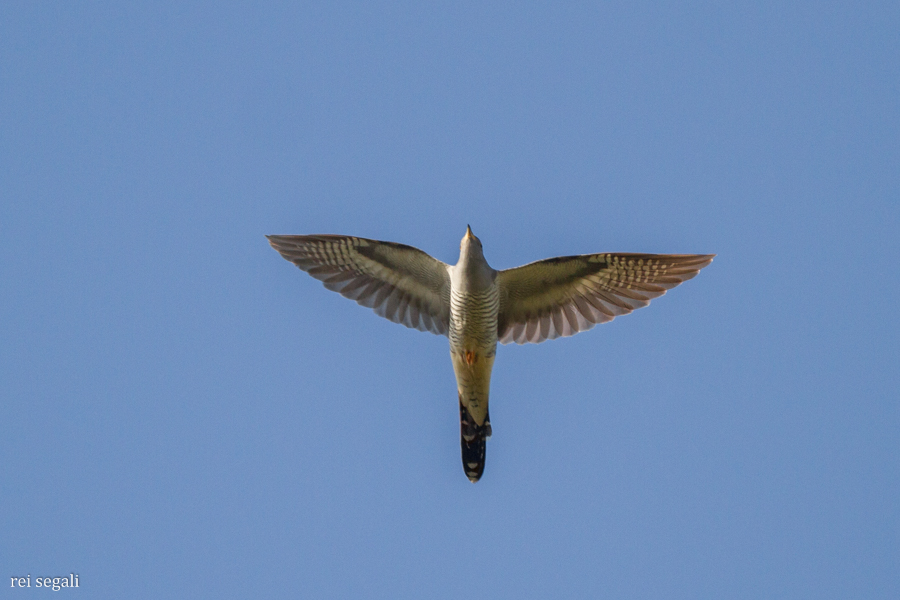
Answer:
(267, 234, 451, 335)
(497, 253, 714, 344)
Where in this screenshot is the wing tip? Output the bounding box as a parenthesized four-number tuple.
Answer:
(265, 234, 291, 250)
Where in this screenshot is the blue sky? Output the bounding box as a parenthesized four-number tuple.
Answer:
(2, 1, 898, 598)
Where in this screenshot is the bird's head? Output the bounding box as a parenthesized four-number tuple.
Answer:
(455, 225, 494, 286)
(459, 224, 484, 258)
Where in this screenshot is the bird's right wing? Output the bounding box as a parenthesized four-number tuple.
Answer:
(497, 253, 714, 344)
(267, 235, 451, 335)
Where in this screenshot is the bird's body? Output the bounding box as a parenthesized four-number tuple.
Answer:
(267, 227, 713, 482)
(447, 231, 500, 480)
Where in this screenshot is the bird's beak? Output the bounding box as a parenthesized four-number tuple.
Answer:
(465, 225, 474, 239)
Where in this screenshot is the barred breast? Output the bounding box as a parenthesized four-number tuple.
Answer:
(448, 286, 500, 354)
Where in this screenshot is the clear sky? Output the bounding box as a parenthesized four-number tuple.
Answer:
(2, 2, 898, 598)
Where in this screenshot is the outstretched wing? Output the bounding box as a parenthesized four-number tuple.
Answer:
(497, 253, 714, 344)
(267, 234, 451, 335)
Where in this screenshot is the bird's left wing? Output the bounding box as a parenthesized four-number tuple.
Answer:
(267, 235, 451, 335)
(497, 253, 714, 344)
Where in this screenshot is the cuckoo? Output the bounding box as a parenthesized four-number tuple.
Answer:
(267, 227, 714, 482)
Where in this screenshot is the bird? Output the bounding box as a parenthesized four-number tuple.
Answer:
(267, 226, 714, 482)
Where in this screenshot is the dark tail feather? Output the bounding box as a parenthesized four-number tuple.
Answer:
(460, 400, 491, 483)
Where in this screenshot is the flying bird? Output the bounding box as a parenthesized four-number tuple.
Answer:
(267, 227, 713, 482)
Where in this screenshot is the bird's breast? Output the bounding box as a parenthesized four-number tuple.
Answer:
(448, 285, 500, 353)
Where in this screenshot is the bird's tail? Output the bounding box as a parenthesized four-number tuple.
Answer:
(459, 399, 491, 483)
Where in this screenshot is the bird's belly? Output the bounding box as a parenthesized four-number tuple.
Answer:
(450, 349, 494, 425)
(448, 289, 499, 426)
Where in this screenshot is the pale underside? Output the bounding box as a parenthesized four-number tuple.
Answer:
(266, 234, 714, 343)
